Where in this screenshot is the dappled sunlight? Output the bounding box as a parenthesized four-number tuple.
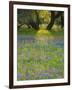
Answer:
(36, 29, 49, 42)
(36, 29, 54, 41)
(36, 29, 50, 36)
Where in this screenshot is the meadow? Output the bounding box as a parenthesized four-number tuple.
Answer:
(17, 28, 64, 80)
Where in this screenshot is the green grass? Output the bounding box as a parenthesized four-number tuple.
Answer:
(17, 37, 64, 80)
(18, 28, 37, 35)
(51, 30, 64, 36)
(17, 25, 64, 80)
(18, 26, 64, 37)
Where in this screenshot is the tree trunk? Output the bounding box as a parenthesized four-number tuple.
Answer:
(35, 11, 40, 30)
(47, 11, 63, 30)
(28, 11, 40, 30)
(47, 11, 55, 30)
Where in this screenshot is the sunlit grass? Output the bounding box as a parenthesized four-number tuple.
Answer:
(18, 27, 64, 38)
(36, 29, 51, 36)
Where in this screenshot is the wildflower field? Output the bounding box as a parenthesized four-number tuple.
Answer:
(17, 31, 64, 80)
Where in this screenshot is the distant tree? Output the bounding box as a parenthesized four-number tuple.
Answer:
(17, 9, 40, 30)
(47, 11, 64, 30)
(29, 10, 40, 30)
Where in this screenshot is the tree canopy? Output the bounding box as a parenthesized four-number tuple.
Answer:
(17, 9, 64, 31)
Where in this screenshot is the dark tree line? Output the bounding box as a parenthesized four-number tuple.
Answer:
(17, 9, 64, 31)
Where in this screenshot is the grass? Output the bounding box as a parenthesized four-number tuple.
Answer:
(18, 28, 37, 35)
(17, 35, 64, 80)
(18, 25, 64, 37)
(17, 25, 64, 80)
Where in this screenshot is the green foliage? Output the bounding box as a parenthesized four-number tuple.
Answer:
(18, 26, 37, 35)
(38, 10, 50, 23)
(17, 9, 64, 31)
